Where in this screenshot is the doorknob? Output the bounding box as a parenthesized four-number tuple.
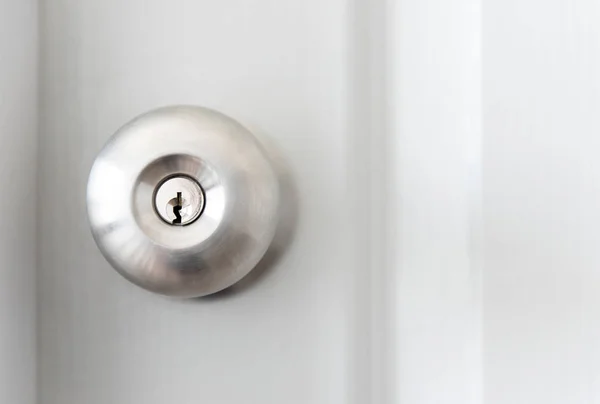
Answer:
(86, 106, 280, 297)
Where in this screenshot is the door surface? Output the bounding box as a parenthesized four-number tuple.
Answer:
(2, 0, 600, 403)
(39, 1, 361, 404)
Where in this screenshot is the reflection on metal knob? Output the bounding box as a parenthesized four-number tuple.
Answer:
(86, 106, 279, 297)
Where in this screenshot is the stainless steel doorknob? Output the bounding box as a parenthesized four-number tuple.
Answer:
(86, 106, 279, 297)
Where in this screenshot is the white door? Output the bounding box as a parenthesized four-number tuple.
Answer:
(2, 0, 600, 403)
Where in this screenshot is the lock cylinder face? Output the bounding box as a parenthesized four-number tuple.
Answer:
(86, 106, 280, 297)
(153, 175, 205, 226)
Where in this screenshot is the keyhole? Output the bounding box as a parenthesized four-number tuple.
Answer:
(172, 192, 183, 225)
(154, 176, 204, 226)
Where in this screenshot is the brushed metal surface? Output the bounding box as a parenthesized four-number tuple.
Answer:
(87, 106, 280, 297)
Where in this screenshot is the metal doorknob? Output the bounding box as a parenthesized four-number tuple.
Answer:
(86, 106, 279, 297)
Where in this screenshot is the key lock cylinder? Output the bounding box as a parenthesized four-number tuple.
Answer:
(87, 106, 280, 297)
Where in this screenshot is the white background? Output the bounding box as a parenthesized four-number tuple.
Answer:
(2, 0, 600, 403)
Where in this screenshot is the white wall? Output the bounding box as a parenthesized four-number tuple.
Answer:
(483, 0, 600, 402)
(388, 0, 600, 402)
(0, 1, 38, 403)
(390, 0, 483, 402)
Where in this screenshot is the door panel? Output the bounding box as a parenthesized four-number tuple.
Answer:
(0, 1, 37, 404)
(38, 1, 354, 404)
